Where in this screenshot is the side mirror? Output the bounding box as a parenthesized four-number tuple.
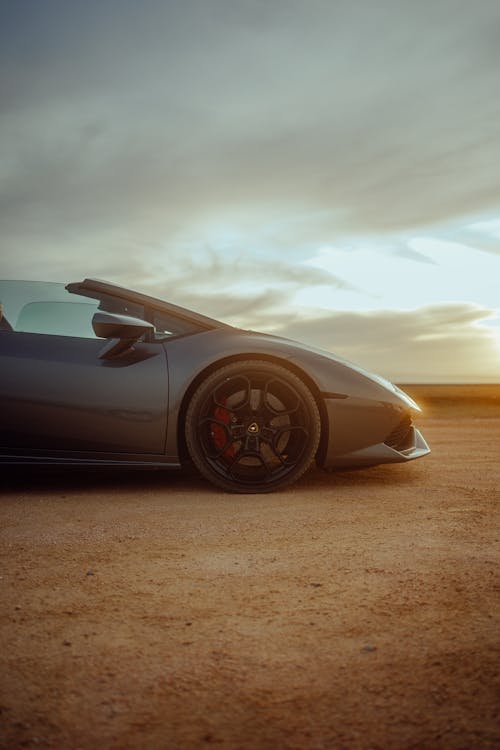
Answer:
(92, 312, 154, 360)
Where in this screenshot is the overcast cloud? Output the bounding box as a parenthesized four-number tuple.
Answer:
(1, 0, 499, 380)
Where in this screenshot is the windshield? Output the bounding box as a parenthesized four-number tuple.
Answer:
(0, 281, 144, 338)
(0, 280, 202, 340)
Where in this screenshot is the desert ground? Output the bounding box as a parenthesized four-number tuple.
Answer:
(1, 385, 499, 750)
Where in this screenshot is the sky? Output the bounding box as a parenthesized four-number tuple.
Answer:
(1, 0, 500, 382)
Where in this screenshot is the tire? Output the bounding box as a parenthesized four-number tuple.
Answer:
(185, 360, 321, 493)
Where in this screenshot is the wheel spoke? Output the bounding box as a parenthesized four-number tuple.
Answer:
(229, 423, 246, 440)
(213, 376, 251, 412)
(270, 425, 308, 464)
(227, 448, 273, 478)
(206, 399, 309, 475)
(186, 360, 321, 491)
(264, 378, 300, 416)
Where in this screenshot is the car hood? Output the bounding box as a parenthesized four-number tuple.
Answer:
(242, 329, 422, 412)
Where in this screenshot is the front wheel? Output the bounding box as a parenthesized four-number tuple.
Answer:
(185, 360, 321, 493)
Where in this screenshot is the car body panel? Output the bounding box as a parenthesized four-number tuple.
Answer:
(0, 278, 430, 479)
(160, 326, 422, 464)
(0, 330, 168, 456)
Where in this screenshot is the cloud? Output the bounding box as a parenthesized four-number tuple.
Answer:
(1, 1, 499, 381)
(304, 238, 500, 311)
(276, 303, 500, 382)
(123, 250, 357, 328)
(392, 246, 437, 265)
(115, 246, 500, 382)
(464, 217, 500, 254)
(1, 0, 500, 263)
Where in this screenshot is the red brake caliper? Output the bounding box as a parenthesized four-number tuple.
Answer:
(212, 400, 236, 461)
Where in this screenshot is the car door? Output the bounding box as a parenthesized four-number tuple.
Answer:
(0, 301, 169, 458)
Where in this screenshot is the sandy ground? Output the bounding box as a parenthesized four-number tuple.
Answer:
(1, 386, 499, 750)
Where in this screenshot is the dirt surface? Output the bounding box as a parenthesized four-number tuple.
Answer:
(1, 386, 499, 750)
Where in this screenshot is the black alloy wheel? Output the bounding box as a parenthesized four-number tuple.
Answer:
(185, 360, 321, 493)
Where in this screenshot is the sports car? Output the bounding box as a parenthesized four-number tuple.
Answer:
(0, 278, 430, 492)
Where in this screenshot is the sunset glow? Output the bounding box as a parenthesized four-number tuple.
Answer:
(1, 1, 499, 382)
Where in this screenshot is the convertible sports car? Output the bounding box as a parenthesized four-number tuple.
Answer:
(0, 278, 430, 492)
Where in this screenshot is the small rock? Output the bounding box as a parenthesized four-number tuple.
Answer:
(85, 570, 94, 576)
(63, 640, 72, 647)
(361, 644, 377, 653)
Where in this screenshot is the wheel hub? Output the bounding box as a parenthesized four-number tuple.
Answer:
(190, 364, 318, 491)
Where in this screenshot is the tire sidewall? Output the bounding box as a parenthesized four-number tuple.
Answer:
(185, 360, 321, 493)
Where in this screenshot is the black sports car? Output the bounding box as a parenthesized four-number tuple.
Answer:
(0, 278, 430, 492)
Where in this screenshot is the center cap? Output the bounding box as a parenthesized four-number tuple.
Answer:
(247, 422, 260, 434)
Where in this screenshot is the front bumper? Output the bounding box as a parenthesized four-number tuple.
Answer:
(319, 396, 431, 469)
(325, 425, 430, 469)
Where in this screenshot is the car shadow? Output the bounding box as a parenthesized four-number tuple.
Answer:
(0, 464, 206, 494)
(0, 462, 424, 496)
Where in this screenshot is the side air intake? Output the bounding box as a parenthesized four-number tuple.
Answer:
(384, 414, 413, 450)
